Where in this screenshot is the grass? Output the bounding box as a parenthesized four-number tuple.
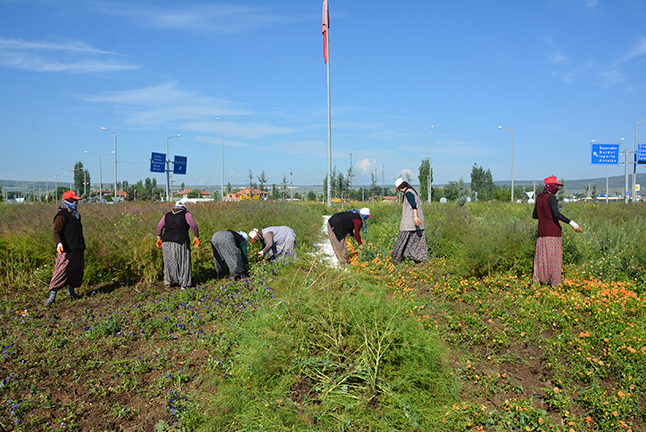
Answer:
(0, 200, 644, 431)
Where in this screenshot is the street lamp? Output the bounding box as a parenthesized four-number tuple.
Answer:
(498, 126, 515, 202)
(166, 134, 181, 202)
(635, 120, 646, 203)
(428, 125, 434, 203)
(46, 172, 60, 201)
(58, 167, 74, 192)
(101, 127, 117, 198)
(217, 118, 224, 201)
(85, 150, 113, 200)
(592, 138, 624, 203)
(38, 175, 52, 202)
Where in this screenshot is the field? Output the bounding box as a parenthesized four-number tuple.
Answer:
(0, 200, 644, 431)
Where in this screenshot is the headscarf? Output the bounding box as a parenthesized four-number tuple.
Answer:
(348, 209, 370, 233)
(61, 199, 80, 219)
(543, 182, 559, 195)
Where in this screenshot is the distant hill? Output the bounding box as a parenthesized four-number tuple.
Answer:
(3, 173, 645, 196)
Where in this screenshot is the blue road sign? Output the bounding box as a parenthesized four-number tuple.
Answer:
(638, 143, 646, 164)
(150, 152, 165, 173)
(173, 155, 187, 175)
(591, 143, 619, 165)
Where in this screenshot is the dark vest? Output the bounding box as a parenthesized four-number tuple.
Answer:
(54, 209, 85, 252)
(328, 211, 362, 242)
(535, 193, 562, 238)
(161, 210, 190, 245)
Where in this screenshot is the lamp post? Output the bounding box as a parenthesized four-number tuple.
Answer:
(592, 138, 624, 203)
(635, 120, 646, 203)
(101, 127, 117, 198)
(217, 118, 224, 201)
(498, 126, 515, 202)
(166, 134, 181, 202)
(85, 150, 113, 200)
(58, 167, 74, 192)
(46, 172, 60, 201)
(428, 125, 434, 203)
(38, 175, 51, 202)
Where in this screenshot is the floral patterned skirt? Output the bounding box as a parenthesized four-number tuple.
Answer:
(533, 236, 562, 286)
(391, 230, 428, 264)
(162, 241, 192, 288)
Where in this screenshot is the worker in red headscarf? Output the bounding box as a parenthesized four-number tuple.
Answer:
(532, 176, 581, 286)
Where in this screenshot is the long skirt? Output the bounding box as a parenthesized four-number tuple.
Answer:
(268, 236, 297, 262)
(327, 221, 348, 264)
(211, 231, 246, 278)
(391, 230, 428, 264)
(533, 236, 562, 286)
(49, 250, 85, 291)
(162, 241, 192, 288)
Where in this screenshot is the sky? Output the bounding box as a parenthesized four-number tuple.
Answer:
(1, 0, 645, 191)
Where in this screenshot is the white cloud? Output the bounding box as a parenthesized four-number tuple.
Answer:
(78, 83, 259, 129)
(616, 36, 646, 64)
(365, 130, 408, 141)
(398, 169, 416, 181)
(93, 3, 300, 34)
(586, 0, 599, 11)
(355, 158, 376, 175)
(0, 36, 140, 73)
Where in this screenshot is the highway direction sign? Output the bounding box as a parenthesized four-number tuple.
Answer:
(591, 143, 619, 165)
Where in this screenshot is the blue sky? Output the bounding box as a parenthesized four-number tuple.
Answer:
(1, 0, 645, 190)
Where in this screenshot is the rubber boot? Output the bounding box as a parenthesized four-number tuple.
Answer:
(68, 286, 81, 300)
(44, 289, 58, 306)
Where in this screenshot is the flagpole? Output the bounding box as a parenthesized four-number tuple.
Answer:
(325, 2, 332, 207)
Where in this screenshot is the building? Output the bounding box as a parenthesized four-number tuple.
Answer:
(225, 187, 269, 201)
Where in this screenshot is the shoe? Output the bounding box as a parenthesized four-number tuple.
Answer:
(45, 289, 58, 306)
(68, 286, 82, 300)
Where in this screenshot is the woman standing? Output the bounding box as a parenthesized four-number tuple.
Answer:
(156, 200, 200, 289)
(532, 176, 581, 286)
(327, 208, 371, 264)
(210, 230, 249, 280)
(45, 190, 85, 306)
(392, 178, 428, 264)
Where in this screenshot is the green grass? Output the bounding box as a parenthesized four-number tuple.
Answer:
(0, 200, 644, 431)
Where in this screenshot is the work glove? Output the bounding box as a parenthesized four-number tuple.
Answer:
(57, 243, 64, 255)
(569, 221, 582, 233)
(414, 217, 422, 227)
(192, 237, 200, 249)
(156, 238, 163, 249)
(258, 250, 265, 257)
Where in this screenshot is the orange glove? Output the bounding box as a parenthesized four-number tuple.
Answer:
(156, 239, 163, 249)
(192, 237, 200, 249)
(414, 217, 421, 227)
(57, 243, 64, 254)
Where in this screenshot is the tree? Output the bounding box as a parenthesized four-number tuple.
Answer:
(493, 185, 511, 202)
(470, 163, 495, 201)
(418, 158, 433, 202)
(271, 184, 279, 200)
(73, 161, 91, 197)
(281, 174, 289, 200)
(307, 190, 317, 201)
(444, 177, 470, 202)
(256, 170, 268, 192)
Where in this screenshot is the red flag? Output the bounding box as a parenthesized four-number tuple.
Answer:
(322, 0, 329, 63)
